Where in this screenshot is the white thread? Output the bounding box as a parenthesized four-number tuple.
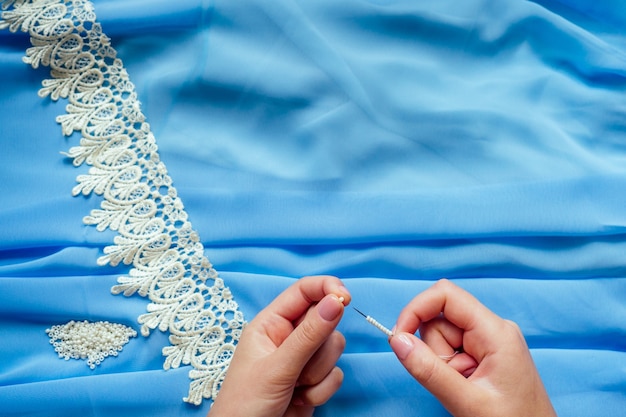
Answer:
(438, 351, 459, 361)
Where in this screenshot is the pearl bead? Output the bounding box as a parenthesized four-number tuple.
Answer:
(46, 320, 137, 368)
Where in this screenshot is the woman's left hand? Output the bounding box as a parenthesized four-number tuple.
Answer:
(208, 275, 351, 417)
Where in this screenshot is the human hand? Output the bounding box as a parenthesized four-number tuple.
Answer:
(389, 279, 557, 417)
(208, 275, 351, 417)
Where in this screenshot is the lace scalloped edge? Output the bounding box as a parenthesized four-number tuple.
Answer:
(1, 0, 245, 405)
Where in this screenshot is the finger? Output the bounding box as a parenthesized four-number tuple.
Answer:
(293, 366, 344, 407)
(420, 317, 478, 378)
(396, 279, 493, 331)
(420, 316, 464, 355)
(395, 279, 502, 360)
(389, 332, 483, 416)
(276, 293, 346, 375)
(260, 275, 351, 324)
(298, 331, 346, 387)
(419, 317, 479, 375)
(447, 353, 479, 378)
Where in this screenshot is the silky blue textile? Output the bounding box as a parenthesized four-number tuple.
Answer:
(1, 0, 626, 416)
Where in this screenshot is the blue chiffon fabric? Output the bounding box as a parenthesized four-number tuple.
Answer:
(1, 0, 626, 416)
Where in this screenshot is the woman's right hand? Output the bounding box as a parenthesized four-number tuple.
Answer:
(389, 279, 557, 417)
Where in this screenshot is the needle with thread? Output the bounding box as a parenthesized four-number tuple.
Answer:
(353, 307, 460, 362)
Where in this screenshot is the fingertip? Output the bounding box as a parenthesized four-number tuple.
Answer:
(301, 275, 352, 305)
(330, 281, 351, 305)
(389, 332, 416, 361)
(336, 286, 351, 306)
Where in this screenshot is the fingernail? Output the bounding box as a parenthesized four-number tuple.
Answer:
(318, 295, 343, 322)
(390, 333, 415, 361)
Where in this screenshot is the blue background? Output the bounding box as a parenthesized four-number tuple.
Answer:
(1, 0, 625, 415)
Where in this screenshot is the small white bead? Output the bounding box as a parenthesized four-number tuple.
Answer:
(46, 320, 137, 368)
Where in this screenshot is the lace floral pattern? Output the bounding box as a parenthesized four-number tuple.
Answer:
(1, 0, 245, 405)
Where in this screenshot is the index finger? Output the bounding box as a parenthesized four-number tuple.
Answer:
(258, 275, 351, 323)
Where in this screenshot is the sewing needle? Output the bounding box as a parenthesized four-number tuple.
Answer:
(353, 307, 460, 362)
(353, 307, 393, 337)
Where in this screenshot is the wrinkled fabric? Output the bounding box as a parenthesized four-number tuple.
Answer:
(1, 0, 626, 416)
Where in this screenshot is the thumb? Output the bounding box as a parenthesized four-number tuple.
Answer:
(277, 294, 345, 374)
(390, 332, 479, 413)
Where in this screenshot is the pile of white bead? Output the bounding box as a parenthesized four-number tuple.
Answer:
(46, 320, 137, 369)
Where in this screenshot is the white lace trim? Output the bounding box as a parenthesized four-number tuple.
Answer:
(1, 0, 245, 405)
